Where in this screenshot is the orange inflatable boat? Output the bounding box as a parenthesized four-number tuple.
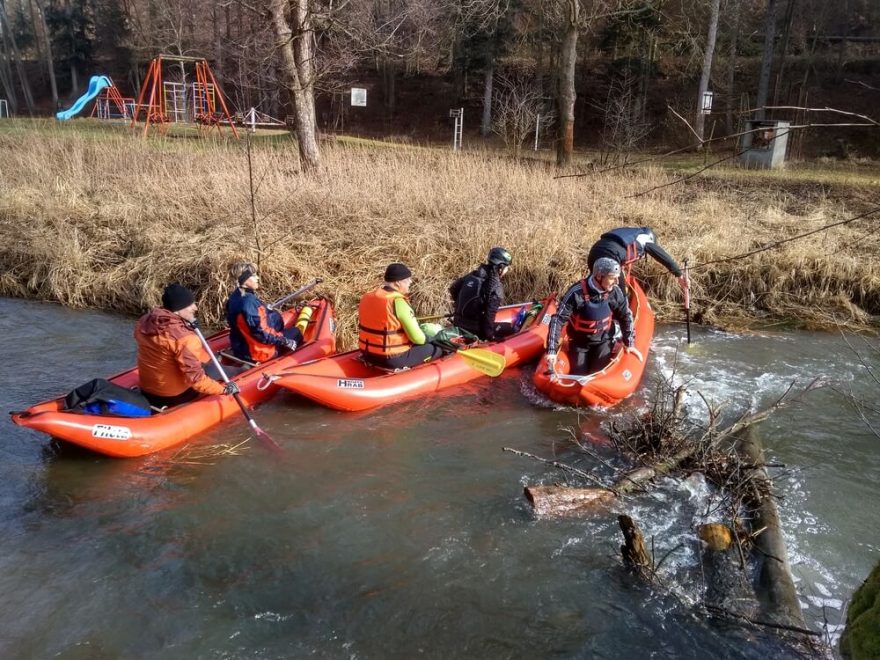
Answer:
(532, 278, 654, 407)
(10, 299, 336, 457)
(263, 297, 557, 412)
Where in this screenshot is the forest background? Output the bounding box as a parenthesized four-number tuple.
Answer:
(1, 0, 879, 161)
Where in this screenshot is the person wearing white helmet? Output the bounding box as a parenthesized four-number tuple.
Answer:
(545, 258, 636, 376)
(587, 226, 686, 290)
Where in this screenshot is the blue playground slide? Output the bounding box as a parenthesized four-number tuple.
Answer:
(56, 75, 112, 120)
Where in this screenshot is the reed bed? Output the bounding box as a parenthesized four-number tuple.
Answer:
(1, 121, 878, 346)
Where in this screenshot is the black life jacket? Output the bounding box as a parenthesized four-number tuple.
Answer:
(568, 279, 612, 344)
(601, 227, 655, 266)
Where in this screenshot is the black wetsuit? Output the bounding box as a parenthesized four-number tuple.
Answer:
(449, 265, 516, 341)
(547, 277, 634, 375)
(587, 226, 682, 277)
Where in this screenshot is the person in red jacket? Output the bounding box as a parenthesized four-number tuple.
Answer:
(135, 283, 238, 408)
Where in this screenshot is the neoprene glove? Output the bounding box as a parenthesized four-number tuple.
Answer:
(223, 381, 240, 395)
(283, 338, 298, 351)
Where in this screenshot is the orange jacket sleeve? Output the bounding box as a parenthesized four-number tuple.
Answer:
(175, 334, 225, 396)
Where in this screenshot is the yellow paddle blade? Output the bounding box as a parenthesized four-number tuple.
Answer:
(456, 347, 506, 377)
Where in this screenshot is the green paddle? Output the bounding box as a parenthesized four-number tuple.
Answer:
(456, 347, 506, 377)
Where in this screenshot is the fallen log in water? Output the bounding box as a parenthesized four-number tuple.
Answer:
(697, 523, 758, 617)
(736, 426, 808, 630)
(523, 485, 614, 517)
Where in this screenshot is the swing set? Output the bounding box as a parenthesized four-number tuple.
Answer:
(130, 54, 239, 138)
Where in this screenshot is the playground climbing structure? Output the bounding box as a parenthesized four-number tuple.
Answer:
(130, 55, 239, 138)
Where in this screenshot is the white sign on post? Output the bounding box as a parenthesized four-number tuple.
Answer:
(701, 91, 714, 115)
(351, 88, 367, 107)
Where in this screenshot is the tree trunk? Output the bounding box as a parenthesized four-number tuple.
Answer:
(555, 0, 579, 167)
(32, 0, 57, 109)
(694, 0, 721, 144)
(380, 57, 396, 116)
(754, 0, 779, 120)
(480, 62, 493, 137)
(269, 0, 321, 172)
(0, 0, 35, 113)
(213, 3, 223, 84)
(771, 0, 797, 105)
(725, 0, 741, 135)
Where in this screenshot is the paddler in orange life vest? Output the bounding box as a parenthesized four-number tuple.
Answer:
(587, 226, 687, 290)
(358, 262, 446, 370)
(545, 258, 636, 376)
(135, 283, 239, 408)
(226, 261, 312, 364)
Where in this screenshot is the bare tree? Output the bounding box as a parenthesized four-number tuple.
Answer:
(269, 0, 325, 172)
(694, 0, 721, 144)
(754, 0, 780, 120)
(555, 0, 579, 166)
(598, 68, 651, 164)
(0, 0, 35, 113)
(491, 74, 554, 157)
(31, 0, 57, 109)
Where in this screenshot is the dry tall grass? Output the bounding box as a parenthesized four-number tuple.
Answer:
(1, 120, 878, 346)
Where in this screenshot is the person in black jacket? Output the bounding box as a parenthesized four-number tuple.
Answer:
(449, 247, 515, 341)
(587, 226, 686, 289)
(545, 258, 636, 376)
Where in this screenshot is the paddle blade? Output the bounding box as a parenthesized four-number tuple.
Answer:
(456, 347, 506, 377)
(249, 419, 283, 454)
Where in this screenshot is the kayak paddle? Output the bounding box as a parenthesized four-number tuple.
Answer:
(269, 277, 323, 310)
(192, 324, 282, 454)
(457, 347, 506, 377)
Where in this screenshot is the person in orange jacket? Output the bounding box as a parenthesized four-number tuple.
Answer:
(135, 283, 238, 408)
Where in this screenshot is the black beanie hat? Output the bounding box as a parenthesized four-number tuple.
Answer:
(161, 283, 195, 312)
(384, 262, 412, 283)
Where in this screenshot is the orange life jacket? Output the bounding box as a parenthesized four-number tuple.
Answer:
(235, 306, 279, 363)
(358, 287, 411, 356)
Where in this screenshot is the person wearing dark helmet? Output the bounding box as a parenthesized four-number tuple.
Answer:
(449, 246, 516, 341)
(358, 263, 446, 370)
(545, 258, 637, 376)
(587, 226, 686, 290)
(135, 283, 239, 408)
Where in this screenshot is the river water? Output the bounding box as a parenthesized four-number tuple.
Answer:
(1, 297, 877, 658)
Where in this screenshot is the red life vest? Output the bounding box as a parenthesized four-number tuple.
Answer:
(358, 287, 412, 356)
(568, 279, 612, 339)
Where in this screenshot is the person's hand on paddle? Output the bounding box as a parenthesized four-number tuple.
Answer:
(223, 381, 240, 396)
(545, 352, 558, 380)
(282, 337, 298, 352)
(677, 274, 688, 292)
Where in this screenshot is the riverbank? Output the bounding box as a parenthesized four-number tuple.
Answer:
(1, 120, 878, 345)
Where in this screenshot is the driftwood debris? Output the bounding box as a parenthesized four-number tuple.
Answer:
(509, 374, 824, 643)
(524, 485, 614, 517)
(518, 378, 823, 518)
(619, 514, 651, 574)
